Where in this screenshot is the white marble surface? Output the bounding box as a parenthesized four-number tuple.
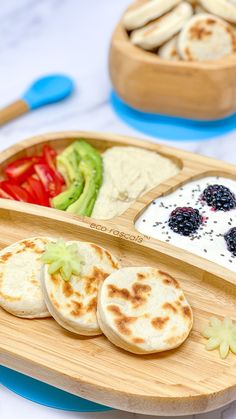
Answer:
(0, 1, 236, 418)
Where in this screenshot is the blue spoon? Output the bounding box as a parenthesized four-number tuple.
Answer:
(0, 74, 75, 126)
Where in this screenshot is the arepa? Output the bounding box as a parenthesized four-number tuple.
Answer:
(158, 36, 181, 60)
(41, 241, 120, 336)
(178, 14, 236, 61)
(97, 267, 193, 354)
(123, 0, 181, 31)
(199, 0, 236, 23)
(130, 2, 193, 50)
(0, 237, 51, 318)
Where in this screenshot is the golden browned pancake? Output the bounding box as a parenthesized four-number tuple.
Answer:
(130, 2, 193, 50)
(0, 237, 51, 318)
(199, 0, 236, 23)
(41, 241, 120, 336)
(178, 13, 236, 61)
(97, 267, 193, 354)
(123, 0, 181, 30)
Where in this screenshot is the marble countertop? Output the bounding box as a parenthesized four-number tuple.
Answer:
(0, 1, 235, 419)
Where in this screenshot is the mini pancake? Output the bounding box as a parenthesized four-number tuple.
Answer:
(130, 2, 193, 50)
(199, 0, 236, 23)
(97, 267, 193, 354)
(123, 0, 181, 31)
(158, 36, 181, 60)
(41, 241, 120, 336)
(0, 237, 51, 318)
(178, 13, 236, 61)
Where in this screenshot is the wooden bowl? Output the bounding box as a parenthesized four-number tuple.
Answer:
(109, 0, 236, 120)
(1, 131, 236, 415)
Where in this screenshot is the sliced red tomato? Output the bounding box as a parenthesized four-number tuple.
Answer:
(45, 145, 57, 158)
(43, 145, 64, 184)
(4, 158, 35, 184)
(27, 176, 50, 207)
(0, 185, 14, 200)
(34, 163, 62, 198)
(0, 181, 35, 203)
(32, 155, 45, 164)
(21, 181, 38, 204)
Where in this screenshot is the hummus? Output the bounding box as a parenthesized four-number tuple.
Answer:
(92, 146, 179, 220)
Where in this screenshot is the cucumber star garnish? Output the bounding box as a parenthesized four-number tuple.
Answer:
(41, 239, 81, 281)
(202, 317, 236, 359)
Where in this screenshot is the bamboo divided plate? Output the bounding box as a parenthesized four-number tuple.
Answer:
(109, 0, 236, 121)
(0, 131, 236, 416)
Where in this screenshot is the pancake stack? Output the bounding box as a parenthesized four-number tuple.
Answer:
(123, 0, 236, 61)
(0, 237, 193, 354)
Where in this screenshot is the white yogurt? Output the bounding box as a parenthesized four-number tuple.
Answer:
(135, 176, 236, 272)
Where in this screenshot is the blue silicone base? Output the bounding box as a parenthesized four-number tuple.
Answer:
(0, 366, 111, 412)
(111, 91, 236, 141)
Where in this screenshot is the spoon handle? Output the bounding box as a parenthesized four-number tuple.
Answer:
(0, 100, 29, 126)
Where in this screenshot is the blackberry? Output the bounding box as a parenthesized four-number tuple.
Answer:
(224, 227, 236, 256)
(168, 207, 203, 236)
(202, 184, 236, 211)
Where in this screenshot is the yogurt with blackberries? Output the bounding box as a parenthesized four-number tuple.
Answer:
(135, 176, 236, 272)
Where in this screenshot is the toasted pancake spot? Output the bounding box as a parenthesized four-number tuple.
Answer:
(162, 302, 177, 313)
(85, 267, 108, 294)
(51, 273, 60, 284)
(108, 282, 151, 308)
(185, 47, 192, 60)
(50, 293, 60, 309)
(152, 316, 169, 329)
(30, 279, 38, 285)
(104, 250, 119, 270)
(206, 18, 216, 25)
(133, 337, 145, 344)
(182, 306, 192, 319)
(108, 305, 136, 336)
(0, 291, 21, 302)
(87, 297, 97, 313)
(159, 271, 180, 289)
(90, 244, 103, 258)
(70, 301, 83, 317)
(190, 23, 212, 40)
(136, 273, 145, 280)
(20, 240, 45, 253)
(108, 284, 129, 300)
(62, 281, 73, 298)
(132, 283, 151, 308)
(226, 26, 236, 51)
(0, 252, 12, 262)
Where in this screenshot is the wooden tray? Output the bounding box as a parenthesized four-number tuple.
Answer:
(0, 131, 236, 416)
(109, 0, 236, 120)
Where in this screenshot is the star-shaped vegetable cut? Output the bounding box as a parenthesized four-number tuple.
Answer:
(41, 239, 81, 281)
(202, 317, 236, 359)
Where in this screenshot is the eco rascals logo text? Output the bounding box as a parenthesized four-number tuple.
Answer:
(90, 223, 148, 243)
